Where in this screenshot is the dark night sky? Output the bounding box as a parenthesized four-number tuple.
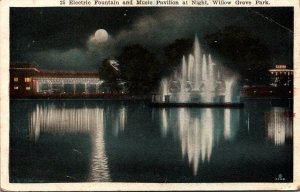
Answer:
(10, 7, 293, 71)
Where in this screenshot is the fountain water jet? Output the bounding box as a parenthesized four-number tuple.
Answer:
(179, 56, 188, 102)
(161, 78, 169, 102)
(224, 79, 234, 102)
(153, 34, 241, 107)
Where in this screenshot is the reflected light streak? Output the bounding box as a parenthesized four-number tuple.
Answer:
(161, 107, 239, 175)
(29, 104, 92, 140)
(201, 109, 213, 163)
(178, 108, 188, 157)
(247, 112, 250, 132)
(224, 109, 231, 139)
(266, 107, 293, 145)
(109, 107, 127, 136)
(178, 108, 214, 175)
(161, 109, 168, 137)
(88, 108, 111, 182)
(119, 107, 126, 133)
(28, 103, 111, 181)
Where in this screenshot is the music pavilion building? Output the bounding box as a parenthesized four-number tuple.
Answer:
(10, 63, 104, 98)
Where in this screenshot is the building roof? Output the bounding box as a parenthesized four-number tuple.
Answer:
(269, 69, 293, 72)
(268, 64, 293, 73)
(10, 63, 99, 78)
(35, 71, 99, 78)
(10, 63, 40, 73)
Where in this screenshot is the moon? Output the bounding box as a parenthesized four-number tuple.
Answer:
(94, 29, 108, 44)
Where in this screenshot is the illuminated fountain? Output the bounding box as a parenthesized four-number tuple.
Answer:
(152, 34, 240, 107)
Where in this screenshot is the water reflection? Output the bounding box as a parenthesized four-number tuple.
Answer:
(28, 103, 111, 182)
(29, 104, 93, 141)
(224, 109, 231, 139)
(88, 109, 111, 182)
(11, 100, 293, 182)
(105, 106, 127, 137)
(265, 107, 293, 145)
(161, 109, 168, 137)
(157, 107, 240, 175)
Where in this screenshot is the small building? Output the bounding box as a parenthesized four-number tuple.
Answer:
(240, 64, 293, 98)
(10, 63, 40, 97)
(269, 64, 293, 87)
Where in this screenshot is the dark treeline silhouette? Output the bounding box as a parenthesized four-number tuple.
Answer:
(118, 45, 161, 95)
(206, 26, 271, 84)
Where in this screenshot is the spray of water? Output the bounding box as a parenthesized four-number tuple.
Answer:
(158, 34, 238, 103)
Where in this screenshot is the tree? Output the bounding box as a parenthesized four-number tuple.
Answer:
(205, 26, 271, 84)
(98, 58, 121, 93)
(118, 45, 161, 95)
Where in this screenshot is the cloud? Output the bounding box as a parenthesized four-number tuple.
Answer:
(88, 8, 251, 57)
(23, 8, 293, 71)
(27, 9, 202, 71)
(27, 48, 101, 71)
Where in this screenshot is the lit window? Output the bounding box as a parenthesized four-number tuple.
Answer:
(24, 77, 32, 82)
(14, 86, 18, 90)
(26, 87, 31, 90)
(14, 77, 18, 82)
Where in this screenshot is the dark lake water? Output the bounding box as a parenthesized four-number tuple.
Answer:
(10, 99, 293, 183)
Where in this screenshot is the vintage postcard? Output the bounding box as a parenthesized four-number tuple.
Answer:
(0, 0, 299, 191)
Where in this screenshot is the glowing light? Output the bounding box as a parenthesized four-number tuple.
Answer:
(224, 109, 231, 139)
(266, 107, 293, 145)
(157, 34, 238, 103)
(161, 109, 168, 137)
(28, 104, 111, 181)
(94, 29, 109, 44)
(88, 108, 111, 182)
(159, 107, 240, 175)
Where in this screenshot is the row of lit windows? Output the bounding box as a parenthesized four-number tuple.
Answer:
(13, 77, 32, 82)
(270, 71, 293, 76)
(13, 86, 31, 90)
